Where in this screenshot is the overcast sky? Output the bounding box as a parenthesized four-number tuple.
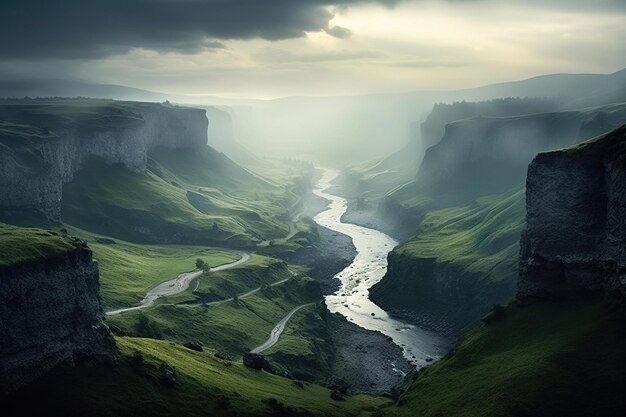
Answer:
(1, 0, 625, 98)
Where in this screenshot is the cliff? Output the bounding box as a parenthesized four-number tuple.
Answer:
(0, 99, 208, 220)
(419, 97, 561, 156)
(0, 226, 117, 395)
(412, 103, 626, 204)
(370, 190, 524, 336)
(518, 125, 626, 302)
(373, 104, 626, 335)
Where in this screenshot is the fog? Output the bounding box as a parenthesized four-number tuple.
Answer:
(202, 67, 626, 167)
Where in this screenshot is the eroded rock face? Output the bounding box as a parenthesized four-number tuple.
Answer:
(0, 103, 208, 220)
(0, 244, 117, 394)
(518, 125, 626, 302)
(417, 104, 626, 201)
(370, 251, 516, 337)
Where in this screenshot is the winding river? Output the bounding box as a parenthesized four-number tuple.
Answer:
(313, 168, 449, 366)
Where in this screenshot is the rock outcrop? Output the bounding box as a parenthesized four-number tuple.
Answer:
(416, 103, 626, 201)
(0, 240, 117, 395)
(0, 100, 208, 220)
(518, 125, 626, 302)
(419, 97, 561, 157)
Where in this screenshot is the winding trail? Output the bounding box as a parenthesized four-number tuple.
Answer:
(188, 274, 295, 308)
(106, 251, 251, 316)
(250, 303, 315, 353)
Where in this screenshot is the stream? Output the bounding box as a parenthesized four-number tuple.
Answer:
(313, 168, 449, 366)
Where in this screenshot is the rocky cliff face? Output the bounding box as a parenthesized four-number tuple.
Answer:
(370, 251, 516, 337)
(518, 125, 626, 302)
(0, 101, 208, 220)
(0, 242, 117, 395)
(417, 103, 626, 201)
(419, 97, 561, 158)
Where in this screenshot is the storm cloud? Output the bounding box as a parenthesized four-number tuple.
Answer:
(0, 0, 401, 59)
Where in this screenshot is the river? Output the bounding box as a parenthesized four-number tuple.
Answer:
(313, 168, 449, 366)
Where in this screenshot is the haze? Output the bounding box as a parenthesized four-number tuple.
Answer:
(1, 0, 626, 162)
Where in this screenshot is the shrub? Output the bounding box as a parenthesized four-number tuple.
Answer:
(158, 362, 177, 388)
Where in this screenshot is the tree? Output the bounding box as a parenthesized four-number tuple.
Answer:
(196, 258, 209, 271)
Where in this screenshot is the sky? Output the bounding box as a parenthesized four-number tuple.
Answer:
(1, 0, 625, 99)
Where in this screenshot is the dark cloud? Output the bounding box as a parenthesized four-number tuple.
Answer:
(324, 26, 353, 39)
(0, 0, 398, 59)
(2, 0, 624, 60)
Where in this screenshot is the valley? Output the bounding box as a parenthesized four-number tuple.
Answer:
(2, 67, 626, 417)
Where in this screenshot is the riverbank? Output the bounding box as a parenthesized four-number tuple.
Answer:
(328, 313, 413, 395)
(313, 168, 449, 368)
(307, 223, 414, 393)
(279, 175, 414, 393)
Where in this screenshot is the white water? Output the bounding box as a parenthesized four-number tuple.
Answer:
(313, 168, 449, 366)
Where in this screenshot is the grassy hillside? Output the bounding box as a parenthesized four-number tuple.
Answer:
(0, 99, 144, 133)
(175, 254, 296, 303)
(3, 336, 389, 417)
(370, 189, 524, 334)
(0, 223, 75, 267)
(65, 226, 240, 309)
(397, 189, 524, 282)
(264, 304, 336, 382)
(107, 273, 320, 358)
(386, 300, 626, 417)
(62, 150, 291, 247)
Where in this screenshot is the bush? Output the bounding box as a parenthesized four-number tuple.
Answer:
(135, 314, 163, 339)
(159, 362, 177, 388)
(183, 341, 204, 352)
(330, 390, 345, 401)
(195, 258, 209, 271)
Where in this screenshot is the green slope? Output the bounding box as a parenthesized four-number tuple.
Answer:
(61, 150, 291, 247)
(0, 223, 75, 267)
(386, 300, 626, 417)
(65, 226, 241, 309)
(3, 337, 389, 417)
(397, 189, 524, 281)
(107, 274, 319, 358)
(370, 189, 524, 334)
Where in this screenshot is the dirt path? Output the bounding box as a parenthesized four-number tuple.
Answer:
(250, 303, 314, 353)
(106, 251, 252, 316)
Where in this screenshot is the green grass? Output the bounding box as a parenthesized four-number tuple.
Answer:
(3, 336, 389, 417)
(161, 254, 298, 305)
(0, 99, 144, 134)
(397, 189, 525, 283)
(264, 304, 336, 382)
(107, 276, 321, 358)
(0, 223, 75, 267)
(387, 300, 626, 417)
(66, 226, 240, 309)
(385, 178, 434, 213)
(61, 155, 288, 247)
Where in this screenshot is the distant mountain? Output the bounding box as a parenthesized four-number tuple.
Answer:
(1, 68, 624, 163)
(458, 68, 626, 108)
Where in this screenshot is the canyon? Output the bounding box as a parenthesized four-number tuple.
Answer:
(0, 100, 208, 220)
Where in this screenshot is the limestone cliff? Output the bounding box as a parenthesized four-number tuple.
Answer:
(417, 103, 626, 201)
(0, 100, 208, 220)
(518, 125, 626, 302)
(419, 97, 561, 158)
(374, 105, 626, 335)
(0, 239, 117, 395)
